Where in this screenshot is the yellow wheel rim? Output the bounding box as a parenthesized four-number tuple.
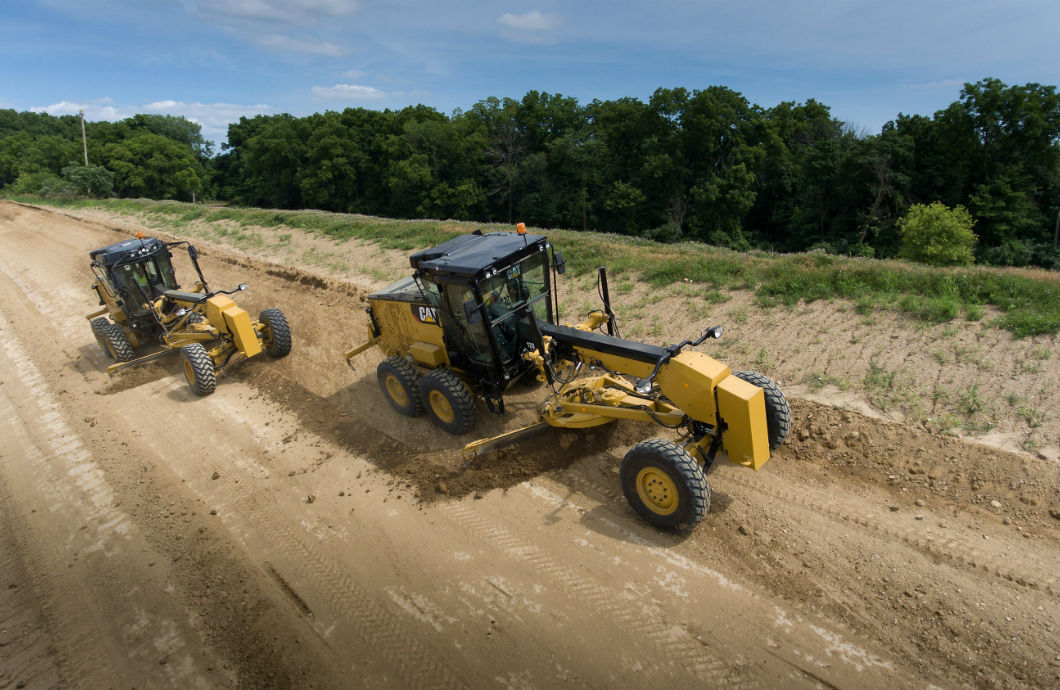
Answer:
(384, 375, 408, 406)
(429, 390, 455, 424)
(634, 467, 679, 516)
(183, 359, 195, 385)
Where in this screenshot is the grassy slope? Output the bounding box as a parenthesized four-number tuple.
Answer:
(22, 196, 1059, 338)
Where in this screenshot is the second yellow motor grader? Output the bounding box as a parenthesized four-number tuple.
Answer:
(86, 234, 291, 395)
(345, 225, 789, 532)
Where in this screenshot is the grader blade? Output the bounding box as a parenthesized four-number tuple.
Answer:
(461, 421, 551, 463)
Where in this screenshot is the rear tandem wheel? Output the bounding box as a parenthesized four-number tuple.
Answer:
(419, 369, 476, 435)
(91, 318, 135, 362)
(377, 357, 423, 416)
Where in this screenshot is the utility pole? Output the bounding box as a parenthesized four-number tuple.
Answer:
(80, 109, 89, 165)
(80, 109, 92, 197)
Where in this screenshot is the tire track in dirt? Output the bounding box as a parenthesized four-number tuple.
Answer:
(0, 305, 220, 689)
(440, 499, 746, 687)
(0, 458, 65, 690)
(438, 491, 908, 689)
(718, 470, 1059, 595)
(517, 475, 905, 681)
(186, 396, 465, 690)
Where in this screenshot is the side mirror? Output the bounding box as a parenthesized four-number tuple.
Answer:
(238, 283, 248, 291)
(553, 251, 566, 275)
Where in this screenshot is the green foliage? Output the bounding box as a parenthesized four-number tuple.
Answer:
(101, 132, 204, 200)
(21, 196, 1060, 338)
(2, 77, 1058, 271)
(8, 170, 76, 197)
(61, 164, 114, 198)
(897, 202, 977, 266)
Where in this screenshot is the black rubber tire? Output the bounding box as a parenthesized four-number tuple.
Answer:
(181, 343, 216, 396)
(94, 320, 135, 362)
(90, 317, 114, 359)
(620, 439, 710, 533)
(733, 371, 791, 450)
(377, 357, 423, 416)
(419, 369, 476, 435)
(259, 308, 292, 358)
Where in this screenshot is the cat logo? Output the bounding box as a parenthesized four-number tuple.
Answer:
(413, 304, 439, 325)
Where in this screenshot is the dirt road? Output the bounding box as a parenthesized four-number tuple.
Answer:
(1, 201, 1057, 689)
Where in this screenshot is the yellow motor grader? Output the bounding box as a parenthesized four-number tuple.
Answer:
(86, 234, 291, 395)
(345, 225, 789, 532)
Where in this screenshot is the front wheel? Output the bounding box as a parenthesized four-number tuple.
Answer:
(259, 308, 292, 358)
(419, 369, 476, 435)
(182, 343, 216, 396)
(620, 439, 710, 532)
(732, 371, 791, 450)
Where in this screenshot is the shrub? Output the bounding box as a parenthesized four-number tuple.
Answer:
(897, 202, 977, 267)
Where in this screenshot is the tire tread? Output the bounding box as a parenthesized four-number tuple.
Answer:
(620, 439, 710, 533)
(733, 370, 791, 449)
(259, 308, 292, 358)
(419, 369, 475, 435)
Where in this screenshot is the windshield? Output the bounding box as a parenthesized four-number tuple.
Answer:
(113, 253, 179, 313)
(478, 251, 549, 325)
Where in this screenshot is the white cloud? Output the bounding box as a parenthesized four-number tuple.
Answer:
(31, 99, 126, 121)
(256, 34, 346, 56)
(196, 0, 357, 25)
(342, 69, 365, 80)
(498, 10, 558, 32)
(30, 98, 276, 145)
(497, 10, 561, 44)
(311, 83, 388, 101)
(142, 100, 276, 142)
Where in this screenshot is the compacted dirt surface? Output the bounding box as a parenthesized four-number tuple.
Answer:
(1, 200, 1058, 689)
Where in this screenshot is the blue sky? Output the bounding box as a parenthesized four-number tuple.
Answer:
(2, 0, 1056, 146)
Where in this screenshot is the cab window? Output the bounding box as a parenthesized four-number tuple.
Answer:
(444, 284, 494, 365)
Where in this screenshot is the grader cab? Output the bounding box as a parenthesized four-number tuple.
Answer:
(345, 226, 790, 532)
(86, 234, 291, 395)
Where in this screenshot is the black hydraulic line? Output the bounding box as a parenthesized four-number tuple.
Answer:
(186, 245, 211, 295)
(596, 266, 617, 336)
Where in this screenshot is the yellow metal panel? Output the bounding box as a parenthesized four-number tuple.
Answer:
(225, 306, 261, 357)
(205, 294, 234, 325)
(572, 348, 656, 379)
(410, 341, 446, 367)
(207, 295, 262, 358)
(716, 375, 770, 470)
(371, 299, 447, 360)
(655, 351, 729, 423)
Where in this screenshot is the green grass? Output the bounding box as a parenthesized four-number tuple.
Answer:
(1018, 406, 1044, 428)
(802, 371, 850, 392)
(13, 195, 1060, 338)
(864, 361, 910, 412)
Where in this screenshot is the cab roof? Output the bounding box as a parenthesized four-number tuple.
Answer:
(90, 237, 169, 267)
(409, 231, 546, 281)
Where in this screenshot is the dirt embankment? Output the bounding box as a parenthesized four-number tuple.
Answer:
(1, 200, 1057, 690)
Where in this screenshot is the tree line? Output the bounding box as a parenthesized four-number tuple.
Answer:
(2, 78, 1057, 268)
